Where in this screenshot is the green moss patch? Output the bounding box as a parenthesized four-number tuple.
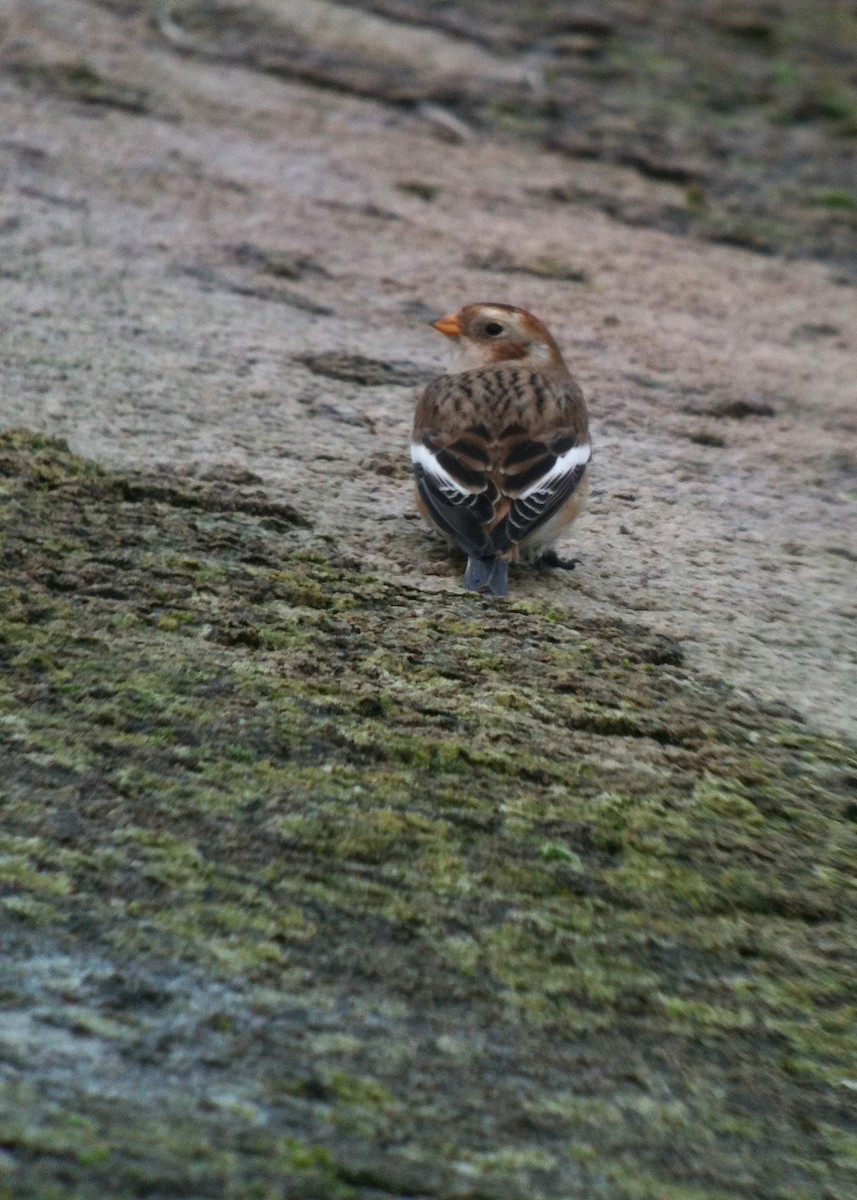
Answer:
(1, 431, 855, 1198)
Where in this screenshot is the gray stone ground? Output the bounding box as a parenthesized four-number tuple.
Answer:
(0, 6, 856, 1198)
(1, 0, 855, 740)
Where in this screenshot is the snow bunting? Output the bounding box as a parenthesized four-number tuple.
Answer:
(411, 303, 591, 597)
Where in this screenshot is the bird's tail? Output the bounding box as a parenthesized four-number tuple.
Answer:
(464, 556, 508, 597)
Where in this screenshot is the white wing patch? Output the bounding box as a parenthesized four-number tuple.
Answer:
(410, 442, 470, 498)
(517, 441, 591, 500)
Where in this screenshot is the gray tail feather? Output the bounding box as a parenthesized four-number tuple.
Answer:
(463, 557, 508, 597)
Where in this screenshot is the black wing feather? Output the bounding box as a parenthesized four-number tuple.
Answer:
(414, 464, 495, 560)
(506, 461, 587, 544)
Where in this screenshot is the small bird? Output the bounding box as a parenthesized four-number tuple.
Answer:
(411, 303, 591, 597)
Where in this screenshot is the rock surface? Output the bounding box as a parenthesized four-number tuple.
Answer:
(1, 3, 856, 1196)
(1, 429, 855, 1199)
(1, 0, 855, 740)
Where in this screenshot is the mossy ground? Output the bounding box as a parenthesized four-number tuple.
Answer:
(1, 431, 855, 1199)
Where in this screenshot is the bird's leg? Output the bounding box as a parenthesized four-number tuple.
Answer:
(534, 549, 579, 571)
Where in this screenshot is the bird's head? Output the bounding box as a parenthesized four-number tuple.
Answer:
(431, 303, 567, 373)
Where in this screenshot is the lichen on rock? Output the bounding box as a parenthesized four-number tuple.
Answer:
(1, 430, 855, 1199)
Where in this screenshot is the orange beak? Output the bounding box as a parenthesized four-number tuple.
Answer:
(431, 312, 461, 338)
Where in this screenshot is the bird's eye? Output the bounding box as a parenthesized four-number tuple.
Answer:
(484, 322, 504, 336)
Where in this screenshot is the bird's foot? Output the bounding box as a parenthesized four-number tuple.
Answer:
(534, 549, 579, 571)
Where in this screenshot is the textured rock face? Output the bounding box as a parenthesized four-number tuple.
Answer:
(1, 432, 855, 1198)
(0, 1, 856, 1194)
(1, 1, 855, 741)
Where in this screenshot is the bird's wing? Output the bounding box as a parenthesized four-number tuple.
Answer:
(489, 372, 590, 547)
(410, 430, 497, 560)
(500, 432, 591, 546)
(411, 373, 503, 559)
